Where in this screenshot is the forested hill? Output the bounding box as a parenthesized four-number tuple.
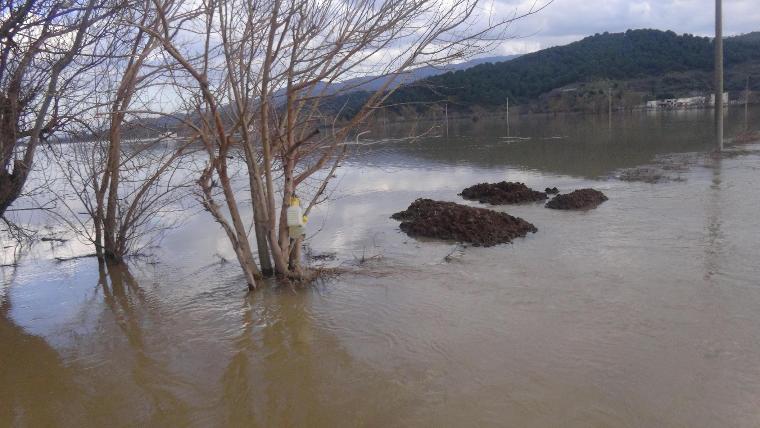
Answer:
(731, 31, 760, 44)
(386, 29, 760, 110)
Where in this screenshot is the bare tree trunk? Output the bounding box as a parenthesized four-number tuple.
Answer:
(103, 124, 122, 260)
(289, 236, 304, 275)
(94, 217, 104, 259)
(199, 166, 263, 289)
(0, 163, 28, 217)
(242, 138, 274, 276)
(252, 195, 274, 276)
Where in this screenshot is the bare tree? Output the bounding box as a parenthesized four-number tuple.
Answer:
(141, 0, 549, 290)
(0, 0, 112, 219)
(47, 0, 196, 261)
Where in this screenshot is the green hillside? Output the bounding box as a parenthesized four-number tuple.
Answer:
(384, 29, 760, 113)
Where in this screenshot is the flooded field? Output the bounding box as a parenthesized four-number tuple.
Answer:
(2, 108, 760, 427)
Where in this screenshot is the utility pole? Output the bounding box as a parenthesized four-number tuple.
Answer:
(506, 97, 510, 137)
(444, 103, 449, 137)
(608, 85, 612, 130)
(745, 76, 750, 131)
(715, 0, 724, 151)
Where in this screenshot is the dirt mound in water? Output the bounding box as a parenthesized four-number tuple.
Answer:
(460, 181, 547, 205)
(545, 189, 608, 210)
(391, 199, 537, 247)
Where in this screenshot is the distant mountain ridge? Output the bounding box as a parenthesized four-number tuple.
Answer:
(332, 55, 518, 93)
(273, 55, 517, 101)
(126, 56, 519, 136)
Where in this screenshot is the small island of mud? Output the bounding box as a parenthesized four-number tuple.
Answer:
(545, 189, 608, 210)
(460, 181, 547, 205)
(392, 199, 537, 247)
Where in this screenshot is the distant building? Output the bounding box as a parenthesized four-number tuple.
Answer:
(707, 92, 730, 106)
(645, 92, 728, 110)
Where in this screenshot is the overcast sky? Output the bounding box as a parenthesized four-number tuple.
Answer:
(495, 0, 760, 55)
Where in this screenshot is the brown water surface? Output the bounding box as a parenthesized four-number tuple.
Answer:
(2, 109, 760, 427)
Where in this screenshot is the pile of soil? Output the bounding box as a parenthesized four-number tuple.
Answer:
(545, 189, 608, 210)
(391, 199, 537, 247)
(460, 181, 546, 205)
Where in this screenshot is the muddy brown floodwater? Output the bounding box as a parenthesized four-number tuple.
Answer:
(2, 108, 760, 427)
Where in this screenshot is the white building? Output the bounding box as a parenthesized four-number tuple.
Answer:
(645, 92, 728, 110)
(706, 92, 729, 106)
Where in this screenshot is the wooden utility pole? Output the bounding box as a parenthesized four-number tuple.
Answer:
(715, 0, 724, 151)
(444, 103, 449, 137)
(506, 97, 510, 137)
(608, 86, 612, 130)
(745, 76, 750, 131)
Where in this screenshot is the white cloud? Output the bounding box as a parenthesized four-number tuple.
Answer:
(492, 0, 760, 54)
